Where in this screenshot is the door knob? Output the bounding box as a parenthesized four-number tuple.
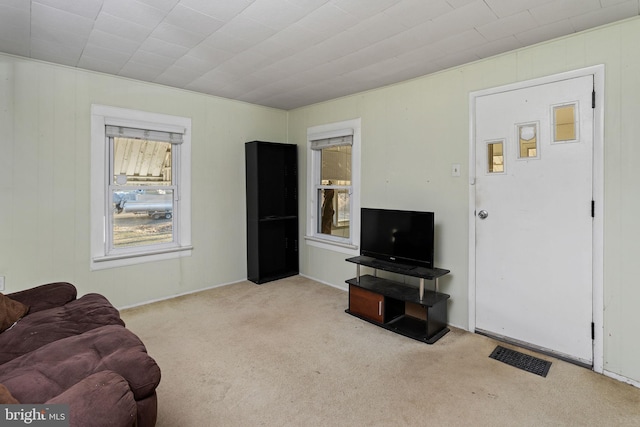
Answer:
(478, 210, 488, 219)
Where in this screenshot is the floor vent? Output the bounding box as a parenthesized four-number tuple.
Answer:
(489, 345, 551, 377)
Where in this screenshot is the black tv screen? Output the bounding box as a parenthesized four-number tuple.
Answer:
(360, 208, 434, 269)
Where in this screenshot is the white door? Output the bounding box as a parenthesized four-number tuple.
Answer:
(474, 75, 594, 365)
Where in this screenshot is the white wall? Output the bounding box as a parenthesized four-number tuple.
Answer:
(289, 17, 640, 384)
(2, 16, 639, 386)
(0, 54, 288, 308)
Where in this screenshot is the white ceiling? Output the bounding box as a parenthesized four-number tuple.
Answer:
(1, 0, 638, 110)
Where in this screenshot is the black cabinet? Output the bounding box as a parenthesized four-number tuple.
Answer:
(245, 141, 298, 284)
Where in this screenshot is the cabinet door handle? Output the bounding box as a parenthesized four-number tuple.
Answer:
(378, 301, 382, 316)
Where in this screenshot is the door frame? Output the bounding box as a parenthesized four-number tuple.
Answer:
(467, 65, 605, 373)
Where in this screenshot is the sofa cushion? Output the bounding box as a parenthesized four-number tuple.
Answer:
(0, 383, 19, 404)
(0, 325, 161, 403)
(47, 371, 137, 427)
(8, 282, 77, 314)
(0, 293, 124, 365)
(0, 293, 29, 333)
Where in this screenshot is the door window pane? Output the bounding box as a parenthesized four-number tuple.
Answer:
(487, 140, 504, 173)
(553, 103, 577, 142)
(518, 123, 538, 158)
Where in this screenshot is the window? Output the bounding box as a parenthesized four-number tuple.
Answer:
(306, 119, 361, 253)
(487, 140, 505, 173)
(552, 102, 579, 143)
(90, 105, 192, 270)
(517, 122, 539, 159)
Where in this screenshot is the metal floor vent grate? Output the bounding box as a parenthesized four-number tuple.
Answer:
(489, 345, 552, 377)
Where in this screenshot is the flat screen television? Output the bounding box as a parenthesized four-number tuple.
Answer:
(360, 208, 434, 269)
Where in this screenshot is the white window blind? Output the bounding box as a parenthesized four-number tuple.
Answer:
(309, 129, 353, 150)
(105, 125, 183, 144)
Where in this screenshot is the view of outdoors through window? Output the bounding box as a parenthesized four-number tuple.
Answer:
(111, 137, 174, 248)
(319, 145, 351, 239)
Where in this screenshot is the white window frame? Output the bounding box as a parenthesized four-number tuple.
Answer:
(90, 105, 192, 270)
(305, 118, 361, 255)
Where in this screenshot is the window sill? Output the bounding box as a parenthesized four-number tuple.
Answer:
(91, 245, 193, 270)
(304, 235, 358, 256)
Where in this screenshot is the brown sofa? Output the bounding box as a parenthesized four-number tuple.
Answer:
(0, 282, 161, 427)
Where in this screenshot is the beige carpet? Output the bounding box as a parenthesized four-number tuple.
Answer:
(121, 276, 640, 426)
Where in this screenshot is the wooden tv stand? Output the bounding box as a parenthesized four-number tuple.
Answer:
(345, 256, 450, 344)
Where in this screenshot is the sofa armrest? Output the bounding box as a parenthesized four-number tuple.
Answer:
(8, 282, 77, 314)
(46, 371, 137, 427)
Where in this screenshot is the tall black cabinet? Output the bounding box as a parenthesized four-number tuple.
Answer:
(245, 141, 298, 284)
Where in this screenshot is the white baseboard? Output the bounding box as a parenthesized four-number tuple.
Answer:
(604, 370, 640, 389)
(299, 273, 347, 292)
(117, 279, 246, 311)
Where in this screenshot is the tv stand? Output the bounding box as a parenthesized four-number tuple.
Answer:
(345, 256, 450, 344)
(369, 259, 416, 272)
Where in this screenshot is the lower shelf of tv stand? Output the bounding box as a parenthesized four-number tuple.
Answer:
(346, 275, 450, 344)
(346, 310, 450, 344)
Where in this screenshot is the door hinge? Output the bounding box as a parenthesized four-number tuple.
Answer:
(591, 200, 595, 218)
(592, 89, 596, 109)
(591, 322, 595, 340)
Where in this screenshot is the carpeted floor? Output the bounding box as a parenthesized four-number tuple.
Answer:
(121, 276, 640, 426)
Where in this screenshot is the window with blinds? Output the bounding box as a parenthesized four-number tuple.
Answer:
(306, 119, 361, 251)
(107, 126, 179, 250)
(90, 105, 192, 269)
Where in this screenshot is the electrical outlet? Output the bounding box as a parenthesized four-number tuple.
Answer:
(452, 163, 461, 177)
(0, 276, 5, 291)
